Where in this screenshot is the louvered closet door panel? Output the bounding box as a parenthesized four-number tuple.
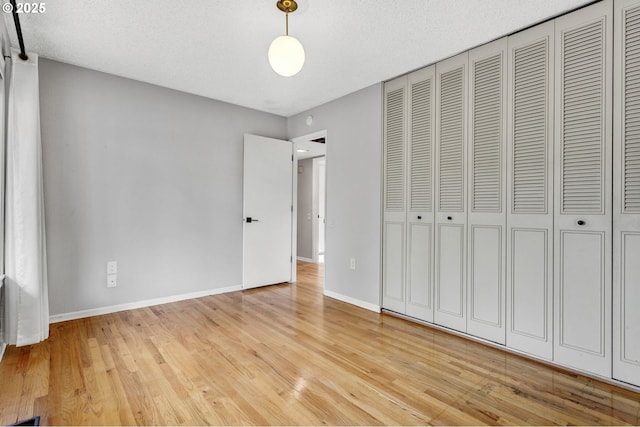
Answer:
(467, 39, 507, 344)
(434, 52, 468, 333)
(406, 66, 436, 322)
(506, 21, 555, 360)
(614, 0, 640, 387)
(554, 0, 612, 378)
(383, 77, 407, 313)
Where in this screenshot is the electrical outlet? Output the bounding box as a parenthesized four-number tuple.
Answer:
(107, 261, 117, 274)
(349, 257, 356, 270)
(107, 274, 117, 288)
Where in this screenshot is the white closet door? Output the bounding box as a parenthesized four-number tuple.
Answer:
(554, 0, 613, 377)
(434, 52, 468, 332)
(406, 67, 436, 322)
(467, 38, 507, 344)
(506, 21, 555, 360)
(383, 77, 407, 313)
(614, 0, 640, 387)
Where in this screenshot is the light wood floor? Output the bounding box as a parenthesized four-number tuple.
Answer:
(1, 261, 639, 425)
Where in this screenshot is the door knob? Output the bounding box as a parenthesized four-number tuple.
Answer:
(447, 216, 453, 220)
(577, 219, 585, 226)
(417, 215, 422, 220)
(245, 217, 260, 223)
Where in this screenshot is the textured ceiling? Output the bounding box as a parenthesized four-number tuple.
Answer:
(4, 0, 592, 117)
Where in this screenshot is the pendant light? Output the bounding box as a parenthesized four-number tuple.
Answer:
(268, 0, 305, 77)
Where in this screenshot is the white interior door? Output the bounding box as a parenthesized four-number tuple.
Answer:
(506, 20, 555, 360)
(243, 134, 293, 289)
(614, 0, 640, 386)
(318, 159, 326, 256)
(466, 38, 508, 345)
(382, 77, 408, 313)
(312, 157, 326, 262)
(406, 66, 436, 322)
(434, 52, 468, 333)
(553, 1, 612, 377)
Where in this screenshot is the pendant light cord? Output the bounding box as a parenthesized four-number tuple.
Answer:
(285, 12, 289, 36)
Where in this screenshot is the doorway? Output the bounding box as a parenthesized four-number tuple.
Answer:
(292, 130, 327, 284)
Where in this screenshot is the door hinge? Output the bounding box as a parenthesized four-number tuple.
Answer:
(290, 256, 293, 262)
(292, 154, 294, 161)
(291, 205, 293, 212)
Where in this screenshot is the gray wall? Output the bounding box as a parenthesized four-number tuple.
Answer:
(39, 59, 287, 316)
(287, 84, 382, 307)
(296, 158, 313, 260)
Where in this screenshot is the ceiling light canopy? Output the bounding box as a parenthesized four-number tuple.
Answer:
(268, 0, 305, 77)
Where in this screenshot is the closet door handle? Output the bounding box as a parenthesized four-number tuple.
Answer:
(447, 216, 453, 221)
(417, 215, 422, 220)
(577, 219, 585, 226)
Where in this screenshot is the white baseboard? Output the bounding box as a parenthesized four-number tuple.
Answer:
(323, 289, 380, 313)
(49, 284, 243, 324)
(296, 256, 314, 262)
(0, 342, 6, 362)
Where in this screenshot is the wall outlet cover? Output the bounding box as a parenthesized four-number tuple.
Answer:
(107, 274, 117, 288)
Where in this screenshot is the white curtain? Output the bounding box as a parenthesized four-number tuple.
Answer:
(5, 50, 48, 346)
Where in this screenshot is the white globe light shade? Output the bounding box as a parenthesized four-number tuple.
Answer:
(268, 35, 305, 77)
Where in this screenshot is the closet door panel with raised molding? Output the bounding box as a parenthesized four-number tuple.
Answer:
(406, 67, 436, 322)
(554, 0, 613, 378)
(382, 77, 407, 314)
(434, 52, 468, 333)
(506, 21, 555, 360)
(467, 38, 508, 344)
(614, 0, 640, 387)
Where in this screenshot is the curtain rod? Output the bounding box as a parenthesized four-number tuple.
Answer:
(9, 0, 28, 60)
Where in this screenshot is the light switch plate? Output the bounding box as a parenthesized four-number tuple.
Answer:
(107, 261, 117, 274)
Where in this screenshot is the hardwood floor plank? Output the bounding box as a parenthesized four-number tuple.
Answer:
(1, 261, 639, 425)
